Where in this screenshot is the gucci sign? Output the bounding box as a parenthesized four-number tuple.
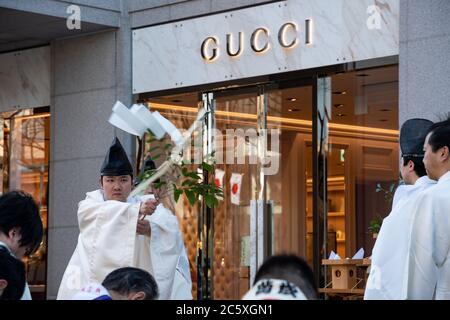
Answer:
(201, 20, 313, 62)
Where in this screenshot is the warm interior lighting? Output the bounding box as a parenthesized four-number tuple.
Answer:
(307, 176, 344, 184)
(14, 113, 50, 120)
(148, 103, 399, 136)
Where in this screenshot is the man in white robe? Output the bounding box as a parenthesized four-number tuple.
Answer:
(365, 119, 435, 299)
(404, 117, 450, 299)
(57, 138, 192, 300)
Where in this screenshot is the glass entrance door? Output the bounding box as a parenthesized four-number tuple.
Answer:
(207, 87, 262, 299)
(204, 81, 317, 299)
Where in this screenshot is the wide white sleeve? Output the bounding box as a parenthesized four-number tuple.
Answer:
(77, 198, 140, 282)
(148, 206, 192, 299)
(405, 192, 450, 299)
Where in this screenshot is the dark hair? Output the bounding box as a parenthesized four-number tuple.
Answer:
(134, 157, 159, 187)
(427, 115, 450, 153)
(254, 254, 318, 300)
(402, 156, 427, 177)
(0, 191, 43, 255)
(0, 246, 26, 300)
(102, 267, 158, 300)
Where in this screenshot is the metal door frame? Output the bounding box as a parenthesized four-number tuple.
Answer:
(198, 76, 331, 298)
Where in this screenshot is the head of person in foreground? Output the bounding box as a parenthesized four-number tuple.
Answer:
(102, 267, 159, 300)
(242, 254, 318, 300)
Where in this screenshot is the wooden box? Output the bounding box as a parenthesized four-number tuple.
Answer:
(322, 259, 363, 290)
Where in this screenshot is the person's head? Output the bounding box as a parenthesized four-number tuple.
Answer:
(400, 118, 434, 184)
(135, 156, 164, 200)
(100, 137, 134, 202)
(401, 157, 427, 184)
(0, 191, 43, 258)
(102, 267, 158, 300)
(251, 254, 318, 300)
(0, 246, 26, 300)
(100, 175, 133, 202)
(423, 116, 450, 181)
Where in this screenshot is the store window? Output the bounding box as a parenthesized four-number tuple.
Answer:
(0, 107, 50, 299)
(328, 65, 399, 258)
(140, 63, 399, 299)
(143, 93, 201, 299)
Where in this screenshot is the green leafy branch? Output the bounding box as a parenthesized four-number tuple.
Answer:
(368, 215, 383, 234)
(172, 162, 224, 208)
(375, 182, 396, 204)
(138, 130, 224, 209)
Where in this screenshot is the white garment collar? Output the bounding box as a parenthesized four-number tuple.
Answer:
(438, 171, 450, 184)
(87, 189, 139, 203)
(415, 175, 436, 187)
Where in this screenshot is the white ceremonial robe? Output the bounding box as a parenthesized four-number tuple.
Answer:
(364, 176, 436, 300)
(404, 171, 450, 299)
(57, 190, 192, 300)
(392, 184, 408, 209)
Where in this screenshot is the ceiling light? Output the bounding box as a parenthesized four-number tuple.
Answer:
(337, 113, 346, 117)
(334, 104, 344, 108)
(333, 91, 347, 95)
(288, 108, 301, 112)
(287, 98, 297, 102)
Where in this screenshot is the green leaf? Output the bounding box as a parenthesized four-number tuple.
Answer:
(164, 143, 173, 150)
(182, 179, 195, 187)
(149, 146, 161, 152)
(174, 189, 183, 202)
(188, 172, 201, 180)
(152, 154, 162, 160)
(182, 167, 189, 176)
(185, 190, 196, 206)
(205, 194, 215, 208)
(154, 180, 166, 189)
(202, 162, 214, 173)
